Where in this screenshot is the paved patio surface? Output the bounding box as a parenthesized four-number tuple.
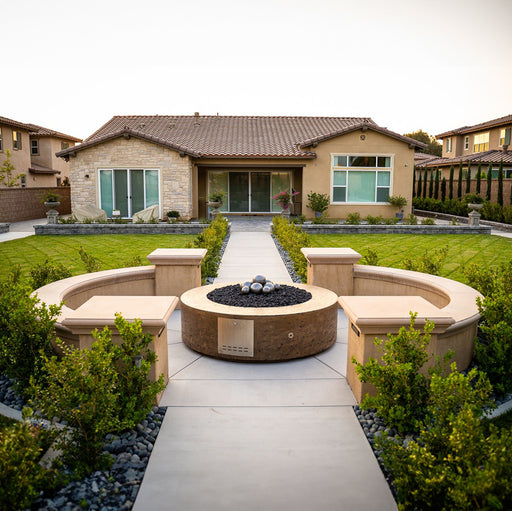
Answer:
(133, 216, 397, 511)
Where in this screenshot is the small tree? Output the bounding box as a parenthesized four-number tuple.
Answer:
(428, 168, 434, 198)
(476, 161, 482, 194)
(486, 163, 493, 201)
(0, 150, 25, 187)
(412, 166, 416, 197)
(422, 168, 428, 198)
(441, 177, 447, 202)
(465, 165, 471, 194)
(417, 173, 422, 197)
(433, 168, 440, 199)
(457, 161, 463, 199)
(498, 159, 504, 206)
(448, 164, 454, 200)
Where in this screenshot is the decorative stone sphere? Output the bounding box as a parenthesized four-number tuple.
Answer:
(262, 285, 272, 294)
(250, 282, 263, 294)
(241, 285, 250, 294)
(252, 275, 266, 285)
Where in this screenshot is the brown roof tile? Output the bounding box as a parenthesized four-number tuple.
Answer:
(436, 114, 512, 138)
(27, 124, 82, 142)
(415, 149, 512, 168)
(0, 115, 33, 131)
(58, 115, 425, 159)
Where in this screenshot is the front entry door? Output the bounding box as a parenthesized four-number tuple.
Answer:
(228, 172, 271, 212)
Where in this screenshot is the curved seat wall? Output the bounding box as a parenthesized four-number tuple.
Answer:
(353, 265, 482, 369)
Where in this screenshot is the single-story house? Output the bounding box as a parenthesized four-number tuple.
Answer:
(57, 114, 425, 220)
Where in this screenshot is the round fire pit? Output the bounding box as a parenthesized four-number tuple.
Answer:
(180, 283, 338, 362)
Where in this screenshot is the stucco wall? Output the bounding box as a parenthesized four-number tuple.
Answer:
(68, 137, 195, 218)
(0, 125, 31, 187)
(302, 130, 414, 219)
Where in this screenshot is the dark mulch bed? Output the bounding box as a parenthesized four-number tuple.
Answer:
(207, 284, 312, 308)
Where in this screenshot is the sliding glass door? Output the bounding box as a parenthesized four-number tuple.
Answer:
(99, 168, 160, 217)
(209, 170, 292, 213)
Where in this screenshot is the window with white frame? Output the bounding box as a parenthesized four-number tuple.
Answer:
(12, 131, 22, 150)
(464, 136, 469, 150)
(500, 128, 511, 146)
(446, 138, 452, 152)
(473, 132, 489, 153)
(31, 139, 39, 155)
(332, 155, 392, 203)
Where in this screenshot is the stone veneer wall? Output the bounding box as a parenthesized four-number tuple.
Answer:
(68, 137, 194, 218)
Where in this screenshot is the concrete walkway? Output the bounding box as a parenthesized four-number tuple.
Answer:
(134, 216, 397, 511)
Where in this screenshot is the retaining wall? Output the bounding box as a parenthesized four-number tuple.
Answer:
(300, 224, 491, 234)
(35, 222, 210, 235)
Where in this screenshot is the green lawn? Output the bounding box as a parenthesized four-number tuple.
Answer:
(308, 234, 512, 285)
(0, 234, 196, 280)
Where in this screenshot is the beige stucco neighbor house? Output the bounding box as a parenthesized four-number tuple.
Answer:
(416, 114, 512, 179)
(0, 115, 82, 187)
(57, 114, 425, 220)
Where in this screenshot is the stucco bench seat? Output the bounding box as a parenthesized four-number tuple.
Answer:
(61, 295, 178, 393)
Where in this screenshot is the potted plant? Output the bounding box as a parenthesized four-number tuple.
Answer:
(207, 191, 225, 218)
(306, 191, 329, 218)
(166, 210, 180, 223)
(41, 191, 60, 207)
(273, 189, 299, 216)
(387, 195, 407, 220)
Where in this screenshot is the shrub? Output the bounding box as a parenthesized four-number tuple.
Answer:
(502, 205, 512, 224)
(306, 191, 329, 213)
(345, 212, 361, 225)
(403, 246, 448, 275)
(123, 255, 143, 267)
(420, 217, 435, 225)
(383, 216, 400, 225)
(378, 368, 511, 511)
(166, 210, 180, 218)
(404, 213, 418, 225)
(272, 216, 310, 281)
(353, 314, 434, 433)
(78, 246, 102, 273)
(0, 272, 61, 394)
(0, 422, 57, 509)
(481, 201, 503, 223)
(29, 258, 72, 289)
(364, 214, 383, 225)
(360, 248, 379, 266)
(30, 314, 165, 476)
(186, 214, 229, 282)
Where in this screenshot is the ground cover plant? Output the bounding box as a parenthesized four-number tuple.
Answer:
(308, 233, 512, 285)
(0, 233, 196, 281)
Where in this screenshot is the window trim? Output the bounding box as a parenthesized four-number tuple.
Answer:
(12, 131, 22, 150)
(500, 128, 511, 146)
(31, 139, 39, 155)
(446, 138, 452, 152)
(464, 136, 469, 150)
(331, 153, 393, 204)
(473, 132, 489, 153)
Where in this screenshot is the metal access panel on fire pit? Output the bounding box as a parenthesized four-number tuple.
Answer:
(218, 318, 254, 357)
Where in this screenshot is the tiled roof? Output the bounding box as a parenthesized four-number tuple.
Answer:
(0, 115, 81, 142)
(27, 124, 82, 142)
(414, 153, 441, 166)
(0, 115, 33, 131)
(29, 163, 60, 175)
(436, 114, 512, 138)
(415, 149, 512, 168)
(57, 115, 425, 159)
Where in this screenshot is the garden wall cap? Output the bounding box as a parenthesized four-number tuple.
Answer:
(62, 295, 178, 333)
(147, 248, 207, 265)
(301, 247, 362, 264)
(338, 295, 455, 334)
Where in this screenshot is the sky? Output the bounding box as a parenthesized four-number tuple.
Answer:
(3, 0, 511, 142)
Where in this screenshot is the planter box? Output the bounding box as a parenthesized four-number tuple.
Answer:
(298, 224, 491, 235)
(34, 222, 213, 235)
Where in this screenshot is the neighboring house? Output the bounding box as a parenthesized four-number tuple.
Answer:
(57, 114, 425, 219)
(415, 114, 512, 179)
(0, 115, 82, 188)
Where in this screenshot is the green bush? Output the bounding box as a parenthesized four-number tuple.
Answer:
(470, 263, 512, 396)
(345, 212, 361, 225)
(272, 216, 310, 281)
(383, 216, 399, 225)
(360, 248, 379, 266)
(403, 246, 447, 275)
(78, 246, 102, 273)
(31, 314, 165, 476)
(354, 314, 434, 433)
(30, 258, 72, 289)
(378, 368, 511, 511)
(482, 201, 504, 223)
(0, 272, 61, 394)
(364, 214, 383, 225)
(0, 422, 57, 509)
(403, 213, 418, 225)
(420, 217, 435, 225)
(186, 214, 228, 283)
(306, 191, 329, 213)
